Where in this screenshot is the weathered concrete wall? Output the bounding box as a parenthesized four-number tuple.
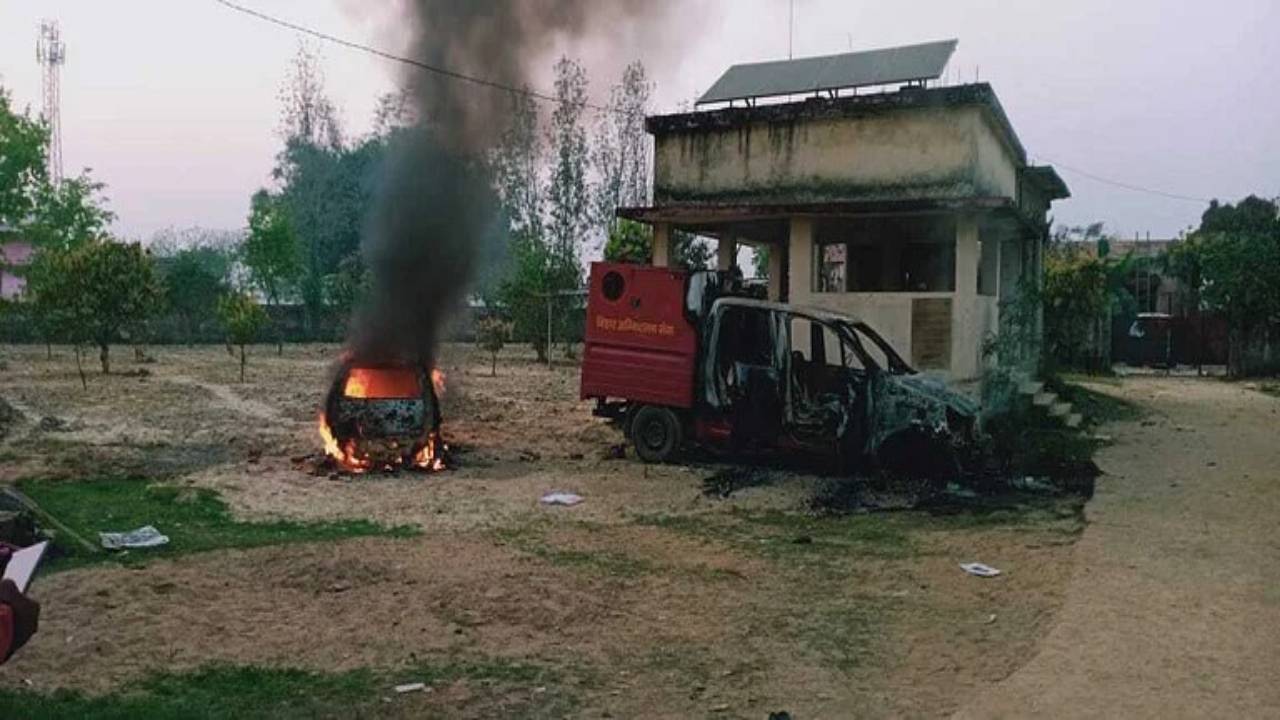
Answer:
(971, 112, 1019, 201)
(654, 106, 1018, 205)
(786, 213, 1008, 380)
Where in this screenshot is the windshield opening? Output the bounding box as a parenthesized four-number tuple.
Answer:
(841, 321, 914, 374)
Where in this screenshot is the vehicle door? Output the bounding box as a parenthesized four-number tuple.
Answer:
(704, 304, 786, 449)
(784, 315, 869, 450)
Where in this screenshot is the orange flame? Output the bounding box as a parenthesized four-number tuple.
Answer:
(318, 364, 447, 474)
(413, 432, 447, 472)
(318, 412, 372, 473)
(343, 367, 422, 399)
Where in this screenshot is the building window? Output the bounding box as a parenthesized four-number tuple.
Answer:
(849, 245, 885, 291)
(901, 242, 955, 292)
(817, 243, 846, 292)
(813, 217, 957, 294)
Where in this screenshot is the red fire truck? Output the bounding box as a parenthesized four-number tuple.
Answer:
(580, 261, 980, 476)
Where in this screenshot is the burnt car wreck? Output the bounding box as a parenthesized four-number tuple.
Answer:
(320, 364, 445, 473)
(703, 298, 980, 479)
(581, 262, 980, 485)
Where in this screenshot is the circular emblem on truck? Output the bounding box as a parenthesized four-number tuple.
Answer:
(602, 271, 625, 301)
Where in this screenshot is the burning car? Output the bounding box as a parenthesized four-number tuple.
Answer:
(581, 262, 980, 484)
(319, 363, 445, 473)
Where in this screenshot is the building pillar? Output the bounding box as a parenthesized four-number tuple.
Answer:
(717, 237, 738, 271)
(767, 243, 785, 301)
(954, 214, 979, 298)
(952, 214, 980, 378)
(787, 217, 813, 304)
(652, 222, 671, 268)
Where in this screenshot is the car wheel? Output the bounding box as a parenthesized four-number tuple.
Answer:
(630, 405, 682, 463)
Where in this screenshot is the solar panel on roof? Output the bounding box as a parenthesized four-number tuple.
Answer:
(697, 39, 958, 106)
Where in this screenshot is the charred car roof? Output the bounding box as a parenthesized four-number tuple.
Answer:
(711, 296, 863, 325)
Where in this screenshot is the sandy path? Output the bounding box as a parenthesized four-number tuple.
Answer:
(164, 374, 286, 423)
(955, 377, 1280, 719)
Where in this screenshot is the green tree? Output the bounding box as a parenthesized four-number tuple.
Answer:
(27, 240, 163, 378)
(499, 231, 556, 362)
(158, 246, 231, 343)
(1040, 235, 1135, 372)
(603, 218, 652, 264)
(475, 316, 511, 377)
(491, 90, 553, 357)
(1185, 196, 1280, 375)
(25, 171, 116, 250)
(0, 88, 49, 228)
(602, 221, 712, 271)
(218, 292, 269, 382)
(751, 246, 771, 280)
(243, 190, 301, 351)
(268, 43, 383, 335)
(323, 251, 370, 328)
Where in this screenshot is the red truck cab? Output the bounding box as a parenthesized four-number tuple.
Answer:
(580, 262, 699, 459)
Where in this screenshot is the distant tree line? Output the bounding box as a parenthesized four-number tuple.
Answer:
(0, 86, 268, 383)
(0, 45, 723, 378)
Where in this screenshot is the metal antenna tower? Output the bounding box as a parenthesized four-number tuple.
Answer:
(37, 20, 67, 185)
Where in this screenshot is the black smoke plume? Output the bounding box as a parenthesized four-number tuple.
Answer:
(347, 0, 685, 368)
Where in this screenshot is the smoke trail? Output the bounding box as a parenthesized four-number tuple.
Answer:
(347, 0, 687, 367)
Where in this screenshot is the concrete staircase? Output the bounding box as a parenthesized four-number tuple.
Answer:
(1016, 375, 1083, 429)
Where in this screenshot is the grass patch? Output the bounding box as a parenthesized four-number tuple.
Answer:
(634, 507, 917, 566)
(1257, 381, 1280, 398)
(494, 522, 656, 578)
(0, 665, 378, 720)
(796, 600, 891, 673)
(0, 657, 576, 720)
(1047, 376, 1144, 426)
(19, 477, 418, 568)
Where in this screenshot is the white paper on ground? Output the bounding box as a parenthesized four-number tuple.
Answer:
(99, 525, 170, 550)
(540, 492, 584, 507)
(3, 541, 49, 593)
(959, 562, 1002, 578)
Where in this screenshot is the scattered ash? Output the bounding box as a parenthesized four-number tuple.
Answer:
(807, 470, 1097, 516)
(290, 446, 459, 480)
(702, 466, 779, 499)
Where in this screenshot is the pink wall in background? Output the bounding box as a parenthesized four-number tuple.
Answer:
(0, 240, 34, 300)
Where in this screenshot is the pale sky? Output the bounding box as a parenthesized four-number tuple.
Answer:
(1, 0, 1277, 241)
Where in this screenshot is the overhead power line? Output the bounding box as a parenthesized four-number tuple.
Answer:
(216, 0, 1213, 207)
(211, 0, 611, 112)
(1037, 157, 1212, 205)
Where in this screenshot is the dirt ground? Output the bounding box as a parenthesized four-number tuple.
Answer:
(955, 377, 1280, 719)
(1, 344, 1270, 717)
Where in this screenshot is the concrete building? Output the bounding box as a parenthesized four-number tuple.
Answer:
(621, 45, 1069, 380)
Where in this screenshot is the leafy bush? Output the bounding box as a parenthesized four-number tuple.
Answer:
(475, 316, 512, 376)
(217, 292, 268, 381)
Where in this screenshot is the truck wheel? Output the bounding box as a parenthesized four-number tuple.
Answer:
(631, 406, 682, 463)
